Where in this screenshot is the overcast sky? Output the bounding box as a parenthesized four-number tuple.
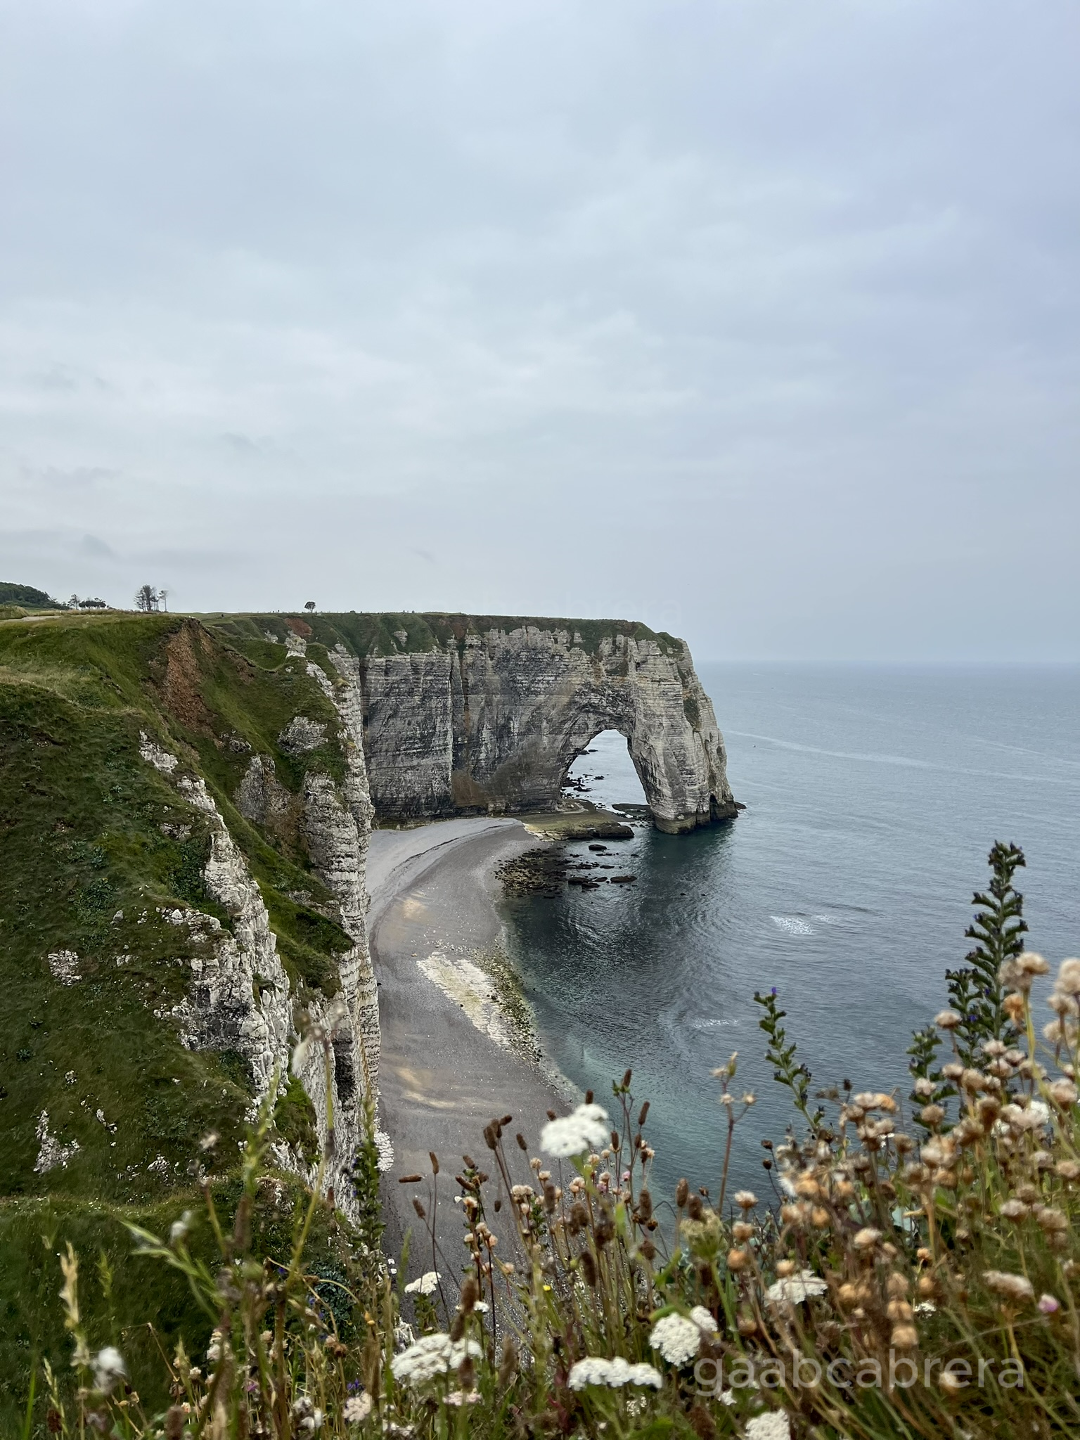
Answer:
(2, 1, 1077, 660)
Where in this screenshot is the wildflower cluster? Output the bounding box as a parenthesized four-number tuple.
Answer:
(33, 844, 1080, 1439)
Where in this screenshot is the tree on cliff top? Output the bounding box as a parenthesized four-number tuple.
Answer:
(134, 584, 160, 612)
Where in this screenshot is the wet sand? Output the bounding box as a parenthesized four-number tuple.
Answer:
(367, 819, 566, 1280)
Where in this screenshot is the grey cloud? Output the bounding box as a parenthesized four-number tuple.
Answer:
(0, 0, 1076, 658)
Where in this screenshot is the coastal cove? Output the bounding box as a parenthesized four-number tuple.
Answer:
(496, 663, 1080, 1201)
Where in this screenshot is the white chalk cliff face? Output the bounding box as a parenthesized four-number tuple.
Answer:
(358, 624, 735, 833)
(138, 706, 380, 1222)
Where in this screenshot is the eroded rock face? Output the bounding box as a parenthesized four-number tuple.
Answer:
(138, 730, 374, 1218)
(357, 624, 735, 833)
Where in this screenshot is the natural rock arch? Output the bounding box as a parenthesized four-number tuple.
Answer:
(346, 615, 736, 834)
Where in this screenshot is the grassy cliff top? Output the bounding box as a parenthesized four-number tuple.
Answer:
(0, 610, 359, 1204)
(206, 610, 684, 659)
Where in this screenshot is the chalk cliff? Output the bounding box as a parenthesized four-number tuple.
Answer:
(329, 616, 735, 834)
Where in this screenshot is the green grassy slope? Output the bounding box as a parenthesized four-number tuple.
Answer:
(0, 611, 362, 1419)
(206, 610, 683, 659)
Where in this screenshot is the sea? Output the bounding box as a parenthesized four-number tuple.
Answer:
(499, 664, 1080, 1203)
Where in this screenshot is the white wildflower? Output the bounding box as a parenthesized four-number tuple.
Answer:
(390, 1333, 482, 1384)
(343, 1393, 372, 1424)
(568, 1356, 663, 1390)
(540, 1102, 611, 1158)
(745, 1413, 791, 1440)
(999, 1100, 1050, 1132)
(649, 1313, 702, 1367)
(92, 1347, 127, 1395)
(766, 1269, 828, 1306)
(689, 1305, 719, 1334)
(403, 1270, 440, 1296)
(914, 1301, 937, 1316)
(169, 1210, 193, 1245)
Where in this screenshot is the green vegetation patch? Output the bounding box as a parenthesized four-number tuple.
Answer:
(217, 611, 684, 660)
(0, 581, 59, 607)
(0, 1176, 360, 1429)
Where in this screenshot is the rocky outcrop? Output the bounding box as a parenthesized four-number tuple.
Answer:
(139, 733, 293, 1096)
(348, 620, 734, 834)
(138, 730, 374, 1216)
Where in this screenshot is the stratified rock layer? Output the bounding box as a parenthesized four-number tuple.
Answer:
(351, 619, 735, 833)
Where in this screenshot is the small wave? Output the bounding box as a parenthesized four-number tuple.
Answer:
(770, 915, 814, 935)
(691, 1017, 740, 1030)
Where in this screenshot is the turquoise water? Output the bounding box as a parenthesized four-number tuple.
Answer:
(500, 665, 1080, 1203)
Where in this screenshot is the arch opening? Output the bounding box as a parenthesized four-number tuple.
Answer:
(562, 728, 648, 813)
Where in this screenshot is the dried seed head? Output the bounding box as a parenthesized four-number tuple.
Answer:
(983, 1270, 1034, 1302)
(460, 1277, 479, 1313)
(578, 1250, 598, 1287)
(726, 1248, 749, 1272)
(734, 1190, 758, 1210)
(1003, 993, 1027, 1022)
(934, 1010, 962, 1030)
(732, 1222, 754, 1242)
(891, 1324, 918, 1350)
(498, 1337, 518, 1387)
(429, 1152, 440, 1175)
(676, 1178, 689, 1208)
